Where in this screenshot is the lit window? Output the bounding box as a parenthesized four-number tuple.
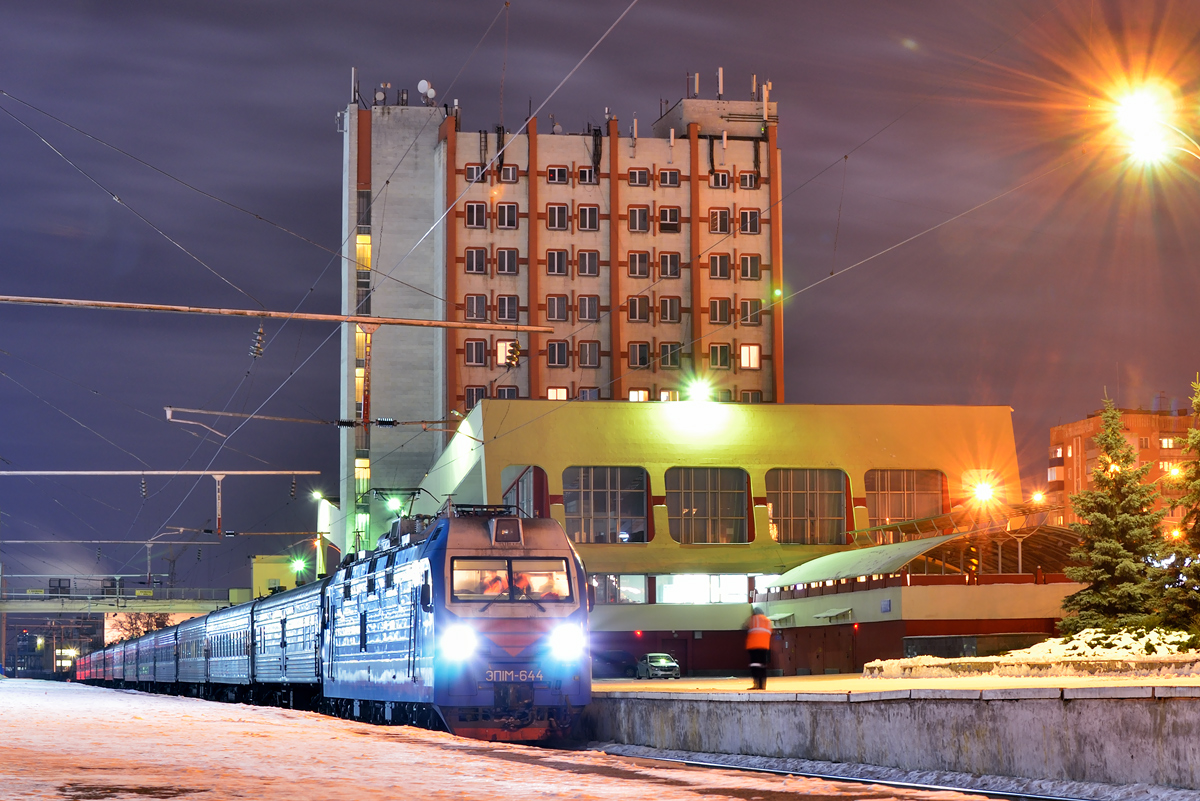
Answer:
(465, 340, 487, 366)
(1162, 437, 1177, 449)
(660, 390, 679, 402)
(628, 296, 650, 323)
(547, 387, 568, 400)
(709, 208, 730, 234)
(741, 299, 762, 325)
(659, 207, 680, 233)
(628, 207, 649, 232)
(547, 250, 568, 275)
(628, 343, 650, 369)
(709, 254, 730, 278)
(355, 233, 372, 271)
(710, 171, 730, 189)
(740, 209, 761, 234)
(578, 205, 600, 231)
(496, 203, 519, 229)
(766, 469, 846, 544)
(578, 251, 599, 276)
(740, 254, 760, 280)
(710, 298, 730, 324)
(496, 249, 519, 275)
(579, 341, 600, 368)
(659, 342, 681, 368)
(628, 389, 649, 402)
(546, 295, 568, 322)
(465, 202, 487, 228)
(710, 344, 731, 369)
(740, 343, 761, 369)
(628, 252, 650, 278)
(660, 252, 681, 278)
(496, 340, 518, 366)
(465, 294, 487, 321)
(465, 248, 487, 274)
(547, 204, 569, 230)
(547, 341, 570, 367)
(547, 166, 569, 183)
(628, 169, 649, 186)
(660, 297, 680, 323)
(739, 172, 759, 190)
(578, 296, 599, 322)
(465, 386, 487, 409)
(659, 170, 680, 187)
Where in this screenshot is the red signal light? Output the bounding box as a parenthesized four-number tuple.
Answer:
(853, 623, 859, 634)
(634, 630, 643, 638)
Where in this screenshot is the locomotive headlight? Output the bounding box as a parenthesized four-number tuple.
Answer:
(440, 624, 478, 661)
(549, 624, 586, 661)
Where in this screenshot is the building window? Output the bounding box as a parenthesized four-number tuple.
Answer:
(666, 467, 748, 544)
(578, 167, 597, 184)
(1162, 437, 1177, 449)
(578, 250, 599, 276)
(740, 209, 761, 234)
(709, 344, 731, 369)
(547, 166, 569, 183)
(465, 202, 487, 228)
(628, 342, 650, 368)
(496, 249, 519, 275)
(499, 164, 518, 183)
(547, 250, 568, 276)
(497, 295, 520, 322)
(465, 340, 487, 366)
(709, 254, 730, 278)
(711, 171, 730, 189)
(709, 208, 730, 234)
(659, 206, 681, 233)
(709, 298, 730, 324)
(465, 294, 488, 321)
(563, 466, 649, 544)
(628, 168, 649, 186)
(356, 189, 372, 233)
(546, 295, 569, 322)
(628, 251, 650, 278)
(740, 343, 761, 369)
(547, 341, 570, 367)
(496, 340, 518, 366)
(547, 387, 568, 400)
(628, 296, 650, 323)
(628, 389, 649, 402)
(465, 386, 487, 409)
(660, 252, 681, 278)
(578, 295, 599, 322)
(660, 342, 681, 368)
(660, 389, 679, 402)
(579, 341, 600, 368)
(659, 169, 680, 187)
(741, 299, 762, 325)
(865, 469, 946, 528)
(465, 248, 487, 274)
(766, 469, 846, 545)
(578, 205, 599, 231)
(547, 204, 569, 230)
(628, 206, 649, 233)
(656, 574, 749, 604)
(591, 574, 647, 604)
(660, 296, 681, 323)
(739, 172, 759, 190)
(496, 385, 519, 399)
(740, 254, 761, 280)
(465, 164, 487, 183)
(579, 387, 600, 400)
(741, 390, 762, 403)
(496, 203, 519, 229)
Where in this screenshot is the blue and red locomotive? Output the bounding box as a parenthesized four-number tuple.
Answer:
(76, 507, 592, 741)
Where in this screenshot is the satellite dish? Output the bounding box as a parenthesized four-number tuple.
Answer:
(374, 90, 386, 104)
(553, 123, 563, 134)
(426, 88, 436, 100)
(417, 80, 429, 94)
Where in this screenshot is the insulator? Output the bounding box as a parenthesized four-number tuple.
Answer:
(290, 476, 297, 499)
(141, 477, 147, 498)
(197, 548, 202, 562)
(249, 323, 265, 359)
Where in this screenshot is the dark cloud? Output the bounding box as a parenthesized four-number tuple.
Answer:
(2, 0, 1199, 595)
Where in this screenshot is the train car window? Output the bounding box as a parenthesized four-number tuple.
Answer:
(384, 553, 396, 588)
(359, 611, 368, 652)
(343, 574, 352, 599)
(279, 618, 287, 650)
(511, 559, 573, 602)
(451, 558, 510, 601)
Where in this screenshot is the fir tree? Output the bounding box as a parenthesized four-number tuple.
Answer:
(1157, 377, 1200, 632)
(1060, 399, 1164, 634)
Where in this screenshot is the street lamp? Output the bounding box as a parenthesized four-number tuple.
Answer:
(1112, 84, 1200, 164)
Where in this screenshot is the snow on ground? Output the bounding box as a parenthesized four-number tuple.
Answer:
(1017, 628, 1197, 660)
(0, 679, 987, 800)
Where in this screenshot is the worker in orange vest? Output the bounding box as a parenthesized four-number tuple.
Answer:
(744, 606, 773, 690)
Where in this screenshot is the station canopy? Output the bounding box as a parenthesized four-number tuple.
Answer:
(763, 533, 962, 588)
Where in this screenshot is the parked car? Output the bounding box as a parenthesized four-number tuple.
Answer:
(591, 649, 638, 679)
(635, 652, 681, 679)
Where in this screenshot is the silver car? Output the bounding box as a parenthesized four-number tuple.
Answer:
(635, 652, 681, 679)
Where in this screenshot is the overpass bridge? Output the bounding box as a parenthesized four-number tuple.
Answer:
(0, 588, 248, 615)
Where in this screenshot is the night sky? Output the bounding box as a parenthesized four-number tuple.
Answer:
(2, 0, 1199, 594)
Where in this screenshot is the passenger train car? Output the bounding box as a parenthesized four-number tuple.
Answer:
(76, 508, 591, 742)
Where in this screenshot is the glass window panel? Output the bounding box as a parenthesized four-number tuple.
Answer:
(562, 466, 649, 545)
(451, 558, 509, 601)
(511, 558, 571, 602)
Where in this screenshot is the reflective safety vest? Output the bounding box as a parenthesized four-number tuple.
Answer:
(746, 614, 773, 650)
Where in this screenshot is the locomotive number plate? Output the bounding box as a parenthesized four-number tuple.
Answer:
(484, 666, 543, 683)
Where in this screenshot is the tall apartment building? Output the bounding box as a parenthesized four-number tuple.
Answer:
(335, 80, 784, 553)
(1047, 395, 1191, 529)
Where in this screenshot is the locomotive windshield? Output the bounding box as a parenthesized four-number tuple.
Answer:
(452, 557, 573, 603)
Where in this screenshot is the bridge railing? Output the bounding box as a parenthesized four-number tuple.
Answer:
(0, 587, 231, 603)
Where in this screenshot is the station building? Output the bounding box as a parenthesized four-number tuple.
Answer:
(403, 399, 1079, 675)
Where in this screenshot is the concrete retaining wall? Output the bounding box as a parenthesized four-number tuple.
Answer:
(581, 687, 1200, 790)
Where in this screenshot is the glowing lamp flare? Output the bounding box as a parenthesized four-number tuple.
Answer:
(548, 624, 586, 660)
(386, 497, 402, 512)
(1031, 491, 1045, 504)
(290, 558, 306, 573)
(440, 624, 478, 661)
(1112, 86, 1176, 165)
(972, 482, 994, 502)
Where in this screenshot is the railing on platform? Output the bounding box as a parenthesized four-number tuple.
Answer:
(754, 571, 1075, 603)
(0, 587, 231, 603)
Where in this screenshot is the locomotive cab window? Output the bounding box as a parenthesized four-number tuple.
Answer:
(452, 558, 509, 601)
(451, 557, 573, 603)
